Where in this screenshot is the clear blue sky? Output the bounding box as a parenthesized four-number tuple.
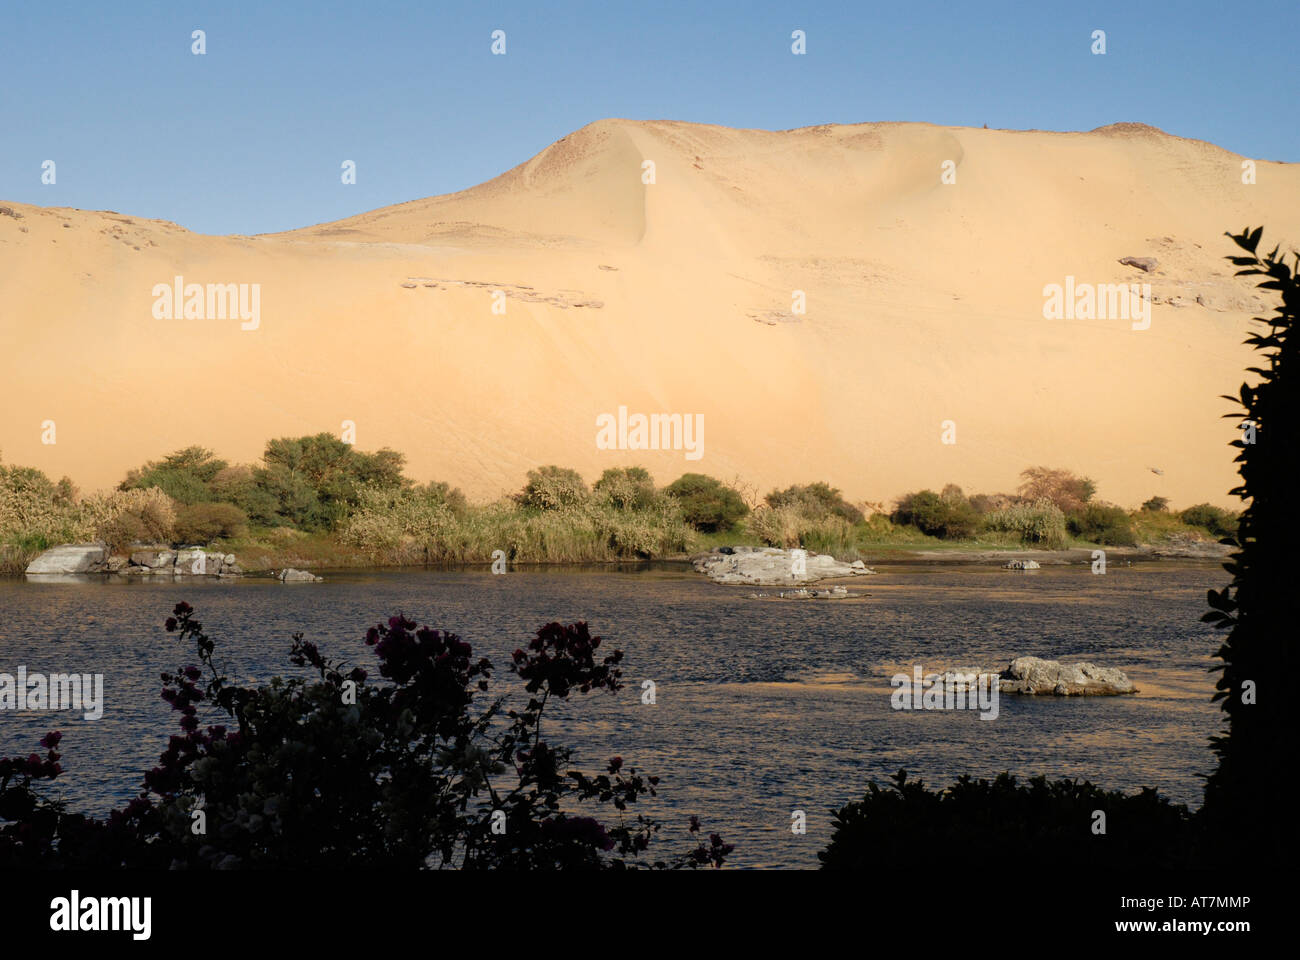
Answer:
(2, 0, 1294, 235)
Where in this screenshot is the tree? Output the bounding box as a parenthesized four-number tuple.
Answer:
(1199, 227, 1298, 865)
(1016, 466, 1096, 513)
(664, 474, 748, 532)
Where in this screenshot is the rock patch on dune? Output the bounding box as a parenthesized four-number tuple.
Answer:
(693, 546, 874, 586)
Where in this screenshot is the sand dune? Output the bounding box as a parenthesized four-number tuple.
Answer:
(2, 119, 1297, 507)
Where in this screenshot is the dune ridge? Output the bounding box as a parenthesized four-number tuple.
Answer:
(2, 118, 1297, 507)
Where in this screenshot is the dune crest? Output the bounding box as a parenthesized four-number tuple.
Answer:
(2, 119, 1297, 506)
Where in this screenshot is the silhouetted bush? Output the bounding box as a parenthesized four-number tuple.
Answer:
(820, 771, 1193, 870)
(1199, 226, 1297, 865)
(0, 603, 730, 870)
(1141, 496, 1170, 512)
(664, 473, 748, 532)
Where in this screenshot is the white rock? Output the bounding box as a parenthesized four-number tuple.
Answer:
(26, 543, 107, 574)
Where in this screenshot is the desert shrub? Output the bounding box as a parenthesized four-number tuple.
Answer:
(664, 473, 748, 532)
(1141, 496, 1170, 512)
(120, 446, 226, 505)
(1180, 502, 1238, 538)
(765, 482, 864, 524)
(1068, 501, 1137, 546)
(174, 502, 248, 545)
(343, 485, 459, 557)
(747, 504, 802, 548)
(983, 497, 1067, 548)
(0, 461, 83, 550)
(891, 490, 979, 539)
(968, 492, 1016, 515)
(78, 487, 177, 550)
(1017, 466, 1096, 513)
(209, 465, 280, 525)
(255, 434, 409, 530)
(820, 771, 1192, 870)
(593, 467, 657, 511)
(0, 603, 731, 869)
(518, 466, 589, 510)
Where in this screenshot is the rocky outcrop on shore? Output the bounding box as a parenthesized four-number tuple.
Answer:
(998, 657, 1137, 695)
(25, 542, 242, 577)
(693, 546, 875, 586)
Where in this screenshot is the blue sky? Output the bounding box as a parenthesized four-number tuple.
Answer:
(2, 0, 1294, 235)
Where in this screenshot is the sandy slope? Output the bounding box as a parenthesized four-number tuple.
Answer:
(2, 119, 1296, 508)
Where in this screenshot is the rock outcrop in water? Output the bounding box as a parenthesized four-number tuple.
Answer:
(1004, 559, 1041, 569)
(277, 567, 323, 582)
(998, 657, 1137, 695)
(25, 542, 242, 577)
(693, 546, 875, 586)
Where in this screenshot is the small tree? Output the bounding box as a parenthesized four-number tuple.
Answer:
(1199, 227, 1298, 864)
(664, 474, 748, 532)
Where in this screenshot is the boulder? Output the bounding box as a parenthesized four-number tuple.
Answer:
(25, 543, 107, 574)
(105, 555, 128, 573)
(693, 547, 875, 585)
(1119, 256, 1159, 273)
(999, 657, 1136, 695)
(278, 568, 323, 582)
(130, 549, 176, 569)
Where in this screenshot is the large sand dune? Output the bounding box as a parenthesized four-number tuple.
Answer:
(2, 119, 1296, 507)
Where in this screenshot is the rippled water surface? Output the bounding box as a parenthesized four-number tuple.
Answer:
(0, 562, 1225, 868)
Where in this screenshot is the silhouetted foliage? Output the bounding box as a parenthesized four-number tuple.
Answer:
(819, 771, 1192, 870)
(1199, 226, 1298, 864)
(1141, 496, 1170, 512)
(0, 604, 729, 870)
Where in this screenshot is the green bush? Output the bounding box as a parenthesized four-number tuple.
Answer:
(664, 473, 748, 532)
(1180, 502, 1238, 538)
(765, 482, 864, 524)
(518, 466, 589, 510)
(1068, 502, 1137, 546)
(891, 490, 979, 539)
(983, 498, 1067, 548)
(593, 467, 657, 511)
(1141, 496, 1170, 512)
(174, 502, 249, 545)
(120, 446, 227, 505)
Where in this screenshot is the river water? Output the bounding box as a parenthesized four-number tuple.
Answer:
(0, 561, 1226, 868)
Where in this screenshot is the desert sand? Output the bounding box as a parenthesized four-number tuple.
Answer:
(2, 119, 1296, 507)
